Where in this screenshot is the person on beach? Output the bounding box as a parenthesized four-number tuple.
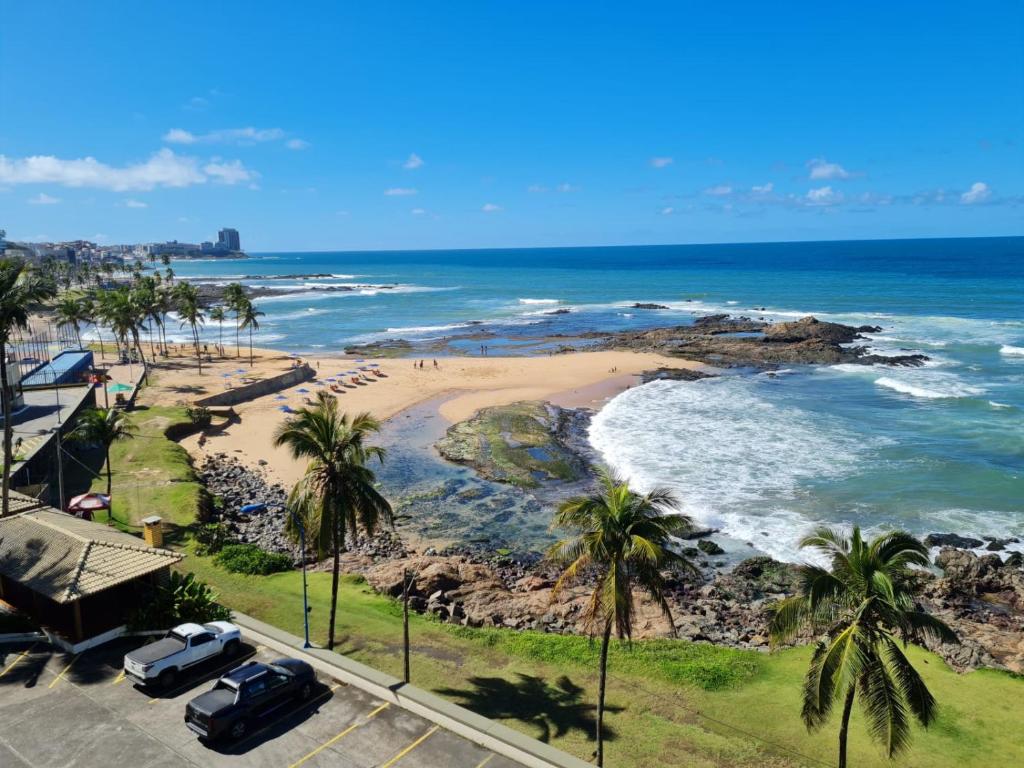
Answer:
(433, 359, 439, 368)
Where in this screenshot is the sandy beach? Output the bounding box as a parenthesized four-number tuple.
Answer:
(132, 347, 703, 487)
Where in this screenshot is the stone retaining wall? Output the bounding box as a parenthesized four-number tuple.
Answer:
(194, 363, 314, 407)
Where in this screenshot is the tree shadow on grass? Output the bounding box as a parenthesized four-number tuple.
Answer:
(435, 673, 620, 744)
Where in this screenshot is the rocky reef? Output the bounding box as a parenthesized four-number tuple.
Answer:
(598, 314, 928, 368)
(436, 401, 594, 488)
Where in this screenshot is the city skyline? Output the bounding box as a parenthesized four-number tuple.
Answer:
(1, 2, 1022, 251)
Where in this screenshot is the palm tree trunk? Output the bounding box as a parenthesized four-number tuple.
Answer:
(235, 317, 241, 358)
(218, 322, 223, 357)
(249, 326, 254, 366)
(105, 445, 113, 497)
(96, 324, 106, 360)
(838, 685, 856, 768)
(596, 620, 612, 767)
(193, 325, 203, 374)
(1, 340, 12, 518)
(328, 512, 341, 650)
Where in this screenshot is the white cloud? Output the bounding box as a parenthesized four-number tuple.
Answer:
(481, 203, 502, 212)
(183, 96, 209, 111)
(807, 158, 851, 180)
(285, 138, 310, 150)
(649, 157, 673, 168)
(123, 198, 148, 208)
(384, 187, 417, 196)
(960, 181, 991, 205)
(751, 182, 774, 194)
(0, 149, 254, 191)
(703, 184, 733, 196)
(527, 184, 548, 193)
(402, 153, 424, 170)
(410, 208, 426, 215)
(806, 186, 842, 206)
(163, 127, 286, 145)
(659, 206, 674, 215)
(27, 192, 60, 205)
(203, 159, 257, 185)
(556, 182, 580, 193)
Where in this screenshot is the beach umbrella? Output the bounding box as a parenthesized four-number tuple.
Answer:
(274, 395, 287, 400)
(315, 381, 326, 386)
(355, 359, 365, 362)
(368, 363, 379, 367)
(296, 387, 310, 393)
(67, 493, 110, 514)
(278, 405, 293, 412)
(108, 383, 133, 393)
(326, 377, 336, 381)
(235, 368, 246, 373)
(221, 373, 232, 378)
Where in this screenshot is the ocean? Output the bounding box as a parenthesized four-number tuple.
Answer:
(171, 237, 1024, 562)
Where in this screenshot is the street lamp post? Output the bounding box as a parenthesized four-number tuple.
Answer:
(291, 510, 312, 648)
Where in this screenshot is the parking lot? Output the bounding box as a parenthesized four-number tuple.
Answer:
(0, 639, 524, 768)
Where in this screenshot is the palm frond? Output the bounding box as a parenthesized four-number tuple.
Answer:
(859, 648, 911, 758)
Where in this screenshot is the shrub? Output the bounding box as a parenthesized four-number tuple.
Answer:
(128, 571, 232, 630)
(193, 522, 232, 555)
(214, 544, 293, 575)
(186, 405, 212, 427)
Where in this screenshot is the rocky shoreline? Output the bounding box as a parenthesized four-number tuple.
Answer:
(193, 451, 1023, 673)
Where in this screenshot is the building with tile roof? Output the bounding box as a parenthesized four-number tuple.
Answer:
(0, 507, 183, 644)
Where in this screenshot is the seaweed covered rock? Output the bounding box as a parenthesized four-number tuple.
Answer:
(436, 401, 592, 488)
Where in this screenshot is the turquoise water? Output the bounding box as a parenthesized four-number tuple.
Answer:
(170, 237, 1024, 560)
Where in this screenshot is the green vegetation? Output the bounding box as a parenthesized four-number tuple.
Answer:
(273, 393, 392, 650)
(68, 407, 136, 498)
(547, 469, 699, 765)
(770, 527, 957, 768)
(436, 401, 586, 487)
(89, 405, 203, 528)
(214, 543, 293, 575)
(128, 570, 232, 630)
(183, 553, 1023, 768)
(97, 402, 1023, 768)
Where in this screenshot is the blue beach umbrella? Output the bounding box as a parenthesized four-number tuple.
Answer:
(355, 359, 365, 363)
(278, 405, 293, 413)
(296, 387, 310, 393)
(274, 395, 287, 400)
(315, 381, 326, 386)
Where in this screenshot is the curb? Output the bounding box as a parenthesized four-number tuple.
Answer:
(232, 611, 593, 768)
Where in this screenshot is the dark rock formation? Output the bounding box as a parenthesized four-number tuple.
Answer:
(631, 303, 669, 310)
(925, 533, 984, 549)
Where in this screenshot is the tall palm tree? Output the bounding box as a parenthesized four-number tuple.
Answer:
(273, 394, 392, 650)
(68, 407, 136, 497)
(0, 258, 56, 516)
(222, 283, 246, 357)
(209, 305, 226, 357)
(54, 294, 89, 349)
(769, 527, 957, 768)
(174, 283, 205, 373)
(106, 287, 146, 365)
(238, 299, 265, 366)
(547, 470, 696, 767)
(85, 292, 109, 359)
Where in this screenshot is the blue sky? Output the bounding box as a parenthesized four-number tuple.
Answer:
(1, 2, 1021, 251)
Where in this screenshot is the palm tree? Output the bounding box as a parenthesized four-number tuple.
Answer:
(0, 258, 56, 516)
(174, 283, 205, 373)
(273, 394, 392, 650)
(105, 287, 146, 365)
(85, 292, 109, 360)
(54, 294, 89, 349)
(547, 470, 697, 767)
(68, 407, 136, 497)
(223, 283, 246, 357)
(238, 299, 265, 366)
(769, 527, 957, 768)
(209, 305, 226, 357)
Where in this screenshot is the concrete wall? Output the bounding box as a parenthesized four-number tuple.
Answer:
(194, 363, 314, 407)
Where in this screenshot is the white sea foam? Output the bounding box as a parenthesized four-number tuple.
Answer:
(874, 372, 985, 400)
(1000, 345, 1024, 357)
(588, 377, 874, 563)
(518, 298, 560, 305)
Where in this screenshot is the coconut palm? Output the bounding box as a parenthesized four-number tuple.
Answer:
(105, 287, 146, 364)
(547, 470, 697, 767)
(222, 282, 246, 357)
(174, 283, 205, 373)
(769, 527, 957, 768)
(238, 299, 265, 366)
(53, 294, 89, 349)
(85, 292, 108, 360)
(273, 394, 392, 650)
(68, 407, 136, 498)
(0, 258, 56, 516)
(209, 305, 226, 357)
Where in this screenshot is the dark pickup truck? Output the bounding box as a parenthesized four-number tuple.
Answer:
(184, 658, 316, 741)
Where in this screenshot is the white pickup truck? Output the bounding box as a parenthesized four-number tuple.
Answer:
(124, 621, 242, 688)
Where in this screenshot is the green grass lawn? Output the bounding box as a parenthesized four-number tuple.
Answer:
(184, 550, 1023, 768)
(89, 405, 202, 529)
(106, 401, 1024, 768)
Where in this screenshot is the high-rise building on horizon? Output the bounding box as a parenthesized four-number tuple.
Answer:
(217, 228, 240, 252)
